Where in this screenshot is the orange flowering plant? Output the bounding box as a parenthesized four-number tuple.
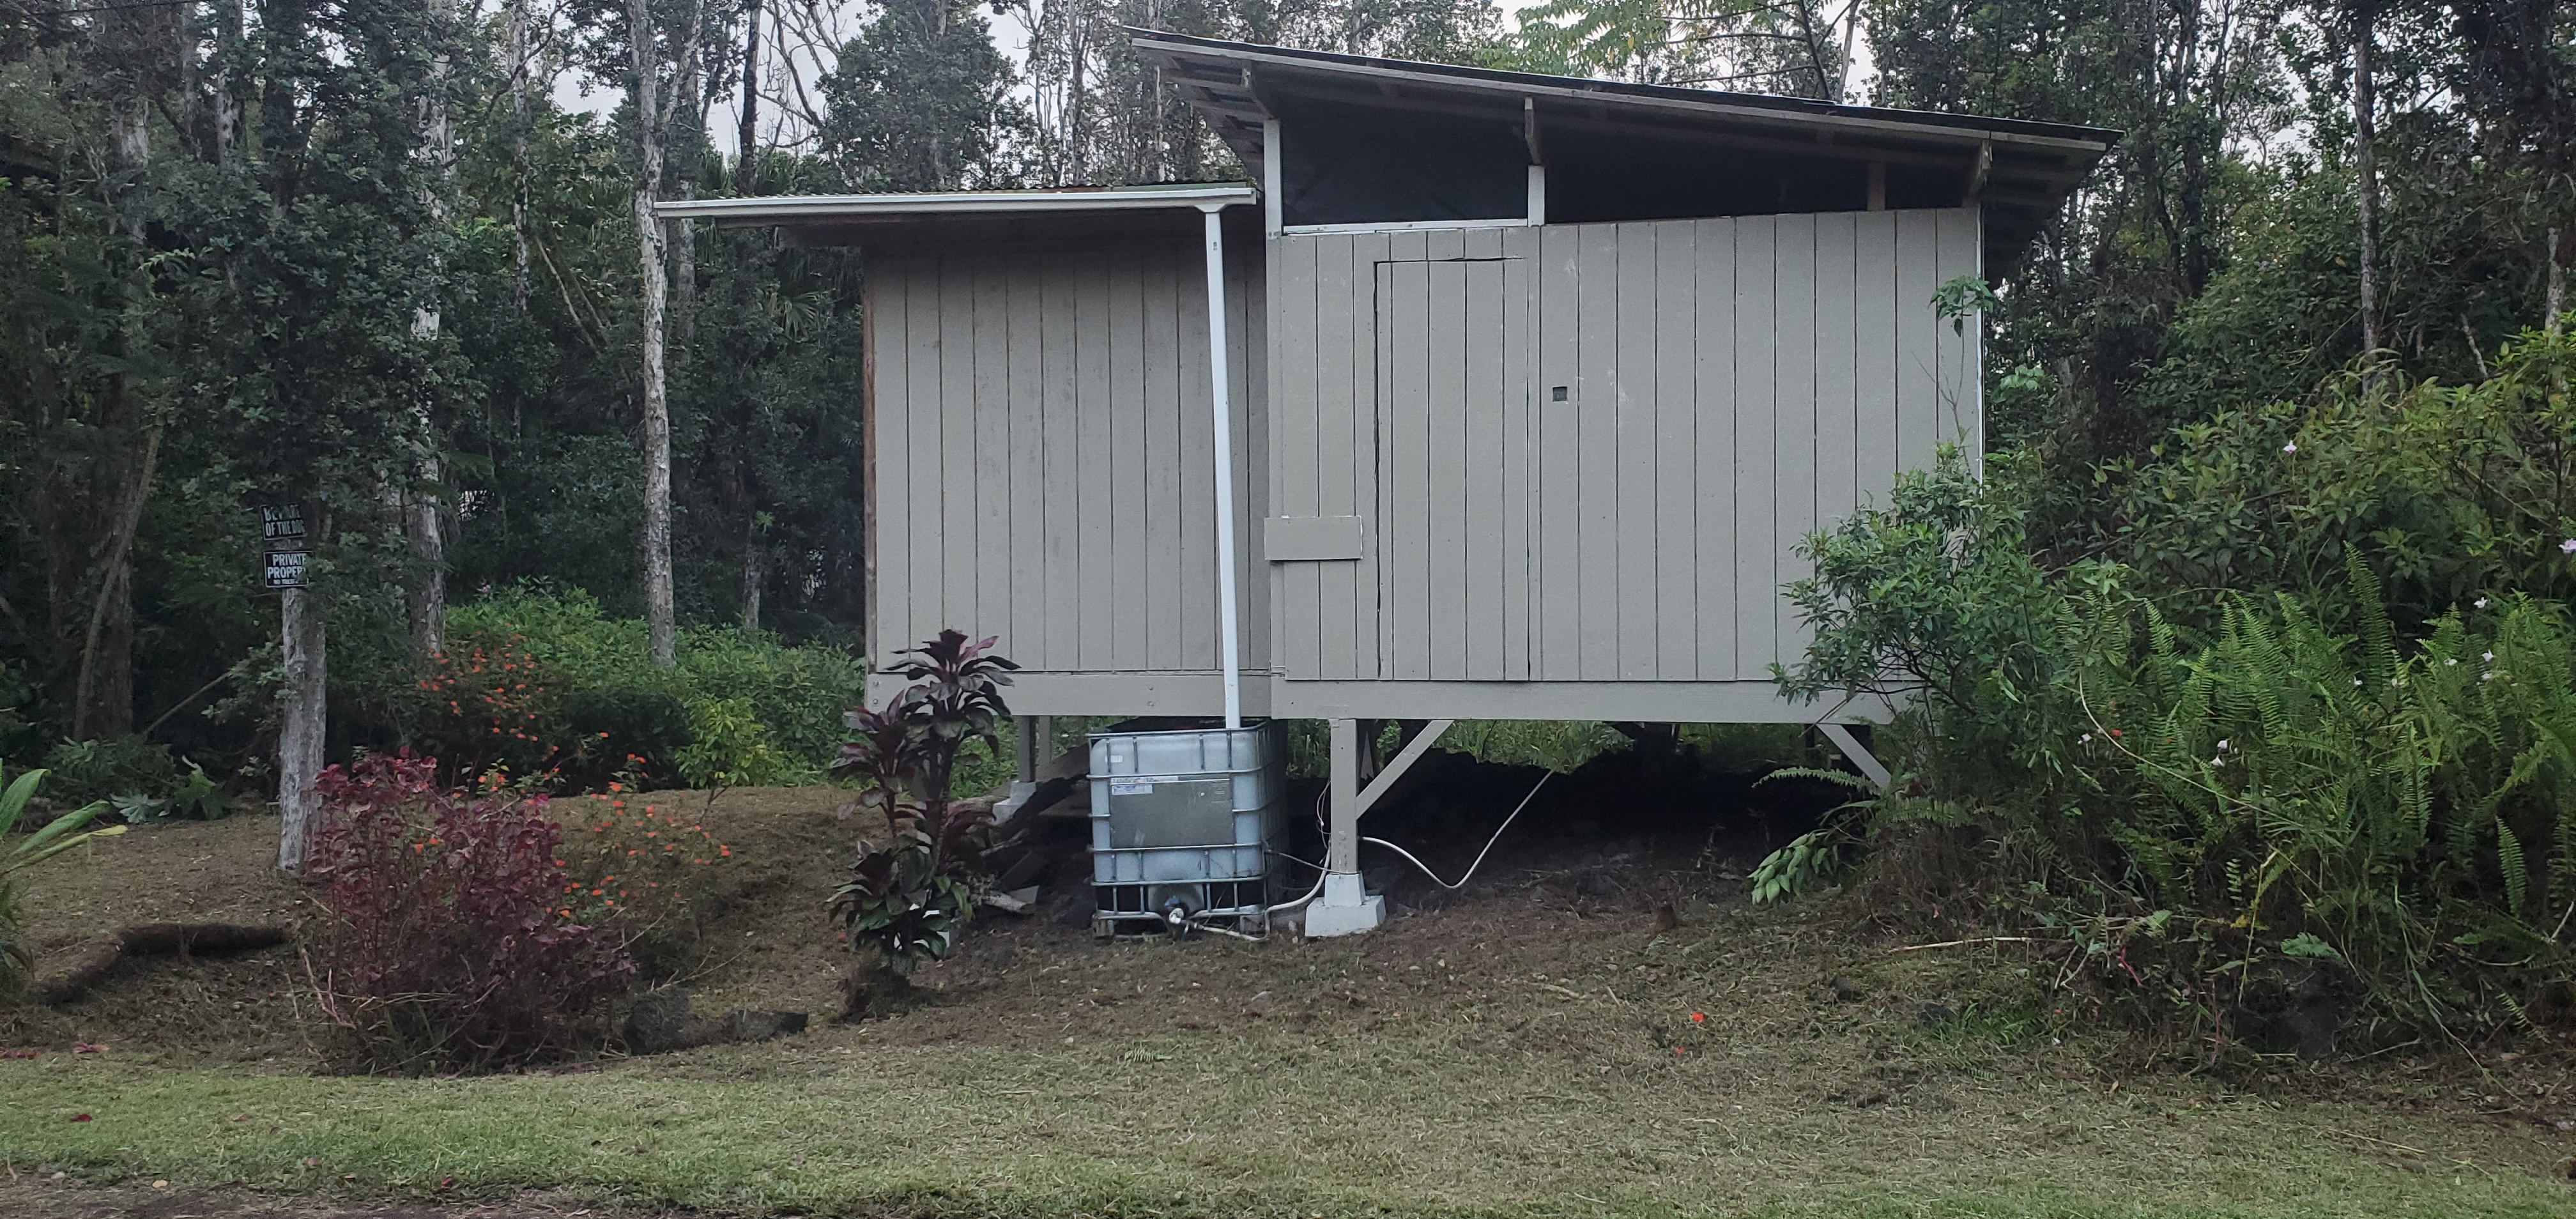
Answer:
(555, 773, 737, 928)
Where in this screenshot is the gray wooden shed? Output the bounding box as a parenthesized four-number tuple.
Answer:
(662, 34, 2113, 933)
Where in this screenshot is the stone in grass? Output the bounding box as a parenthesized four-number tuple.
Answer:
(624, 986, 695, 1054)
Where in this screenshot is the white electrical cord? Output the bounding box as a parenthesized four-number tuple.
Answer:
(1361, 769, 1553, 892)
(1262, 785, 1336, 916)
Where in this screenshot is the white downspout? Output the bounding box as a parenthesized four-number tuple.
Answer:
(1199, 204, 1243, 730)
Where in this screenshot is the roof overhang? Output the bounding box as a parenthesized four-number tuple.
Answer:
(655, 183, 1256, 226)
(1128, 29, 2117, 267)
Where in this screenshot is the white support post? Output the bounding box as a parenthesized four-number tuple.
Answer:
(1200, 205, 1244, 730)
(1262, 119, 1283, 236)
(1816, 722, 1892, 788)
(1308, 717, 1384, 936)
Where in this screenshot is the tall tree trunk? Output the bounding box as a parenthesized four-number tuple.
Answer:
(214, 0, 243, 165)
(740, 518, 762, 631)
(631, 0, 678, 666)
(407, 0, 454, 657)
(674, 39, 699, 348)
(2549, 228, 2564, 339)
(63, 8, 164, 742)
(70, 429, 159, 740)
(275, 580, 326, 871)
(2353, 2, 2380, 355)
(509, 0, 533, 312)
(404, 457, 446, 656)
(738, 0, 762, 188)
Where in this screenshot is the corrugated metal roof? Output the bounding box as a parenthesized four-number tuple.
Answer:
(1128, 29, 2117, 150)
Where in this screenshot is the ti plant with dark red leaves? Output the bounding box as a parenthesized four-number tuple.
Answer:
(826, 820, 969, 976)
(829, 631, 1018, 980)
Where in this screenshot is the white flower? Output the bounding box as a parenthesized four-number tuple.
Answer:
(2483, 672, 2496, 682)
(2216, 739, 2230, 752)
(2562, 539, 2576, 555)
(2282, 441, 2299, 454)
(2483, 651, 2496, 663)
(2446, 657, 2458, 666)
(2079, 732, 2092, 744)
(2474, 597, 2489, 610)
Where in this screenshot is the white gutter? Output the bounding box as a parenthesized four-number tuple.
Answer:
(653, 184, 1257, 222)
(1199, 204, 1243, 730)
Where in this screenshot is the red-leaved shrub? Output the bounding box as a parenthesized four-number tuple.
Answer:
(306, 751, 634, 1073)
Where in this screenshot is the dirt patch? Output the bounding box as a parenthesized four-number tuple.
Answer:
(8, 763, 2574, 1130)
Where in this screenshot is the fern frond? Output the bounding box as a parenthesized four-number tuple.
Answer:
(2497, 822, 2528, 916)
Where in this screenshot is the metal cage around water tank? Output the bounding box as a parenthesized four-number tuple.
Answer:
(1088, 721, 1285, 935)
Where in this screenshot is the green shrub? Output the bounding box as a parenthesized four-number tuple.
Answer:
(2071, 331, 2576, 634)
(418, 588, 862, 790)
(1780, 411, 2576, 1038)
(40, 736, 183, 809)
(673, 696, 788, 788)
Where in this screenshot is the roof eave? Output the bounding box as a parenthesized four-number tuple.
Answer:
(653, 184, 1258, 224)
(1128, 29, 2118, 155)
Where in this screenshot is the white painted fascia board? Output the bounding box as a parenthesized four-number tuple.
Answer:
(1280, 217, 1529, 236)
(653, 185, 1257, 222)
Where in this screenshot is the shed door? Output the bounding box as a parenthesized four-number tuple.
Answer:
(1373, 257, 1532, 681)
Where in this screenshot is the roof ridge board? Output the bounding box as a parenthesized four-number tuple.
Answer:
(1127, 27, 2119, 149)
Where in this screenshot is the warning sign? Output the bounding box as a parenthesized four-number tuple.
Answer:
(264, 549, 310, 590)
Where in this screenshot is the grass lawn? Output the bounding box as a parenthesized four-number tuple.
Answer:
(3, 1028, 2571, 1218)
(4, 789, 2573, 1217)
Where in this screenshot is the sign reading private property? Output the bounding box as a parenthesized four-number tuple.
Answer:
(264, 549, 310, 590)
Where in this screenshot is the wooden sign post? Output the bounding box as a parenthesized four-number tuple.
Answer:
(258, 503, 325, 871)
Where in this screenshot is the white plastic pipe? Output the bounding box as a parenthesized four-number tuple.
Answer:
(1200, 205, 1243, 729)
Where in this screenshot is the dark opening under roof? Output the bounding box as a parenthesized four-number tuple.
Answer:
(1129, 29, 2118, 268)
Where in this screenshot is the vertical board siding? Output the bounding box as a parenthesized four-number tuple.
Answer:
(1574, 224, 1622, 681)
(1652, 224, 1699, 680)
(938, 254, 977, 656)
(1612, 224, 1660, 681)
(1730, 215, 1779, 677)
(1462, 260, 1508, 681)
(1769, 215, 1818, 673)
(1004, 253, 1045, 670)
(1853, 215, 1901, 510)
(903, 257, 944, 658)
(868, 239, 1254, 682)
(1143, 249, 1183, 672)
(1037, 252, 1080, 668)
(1273, 235, 1323, 681)
(1893, 211, 1941, 468)
(1534, 225, 1583, 680)
(970, 256, 1012, 664)
(864, 210, 1975, 693)
(1692, 226, 1740, 681)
